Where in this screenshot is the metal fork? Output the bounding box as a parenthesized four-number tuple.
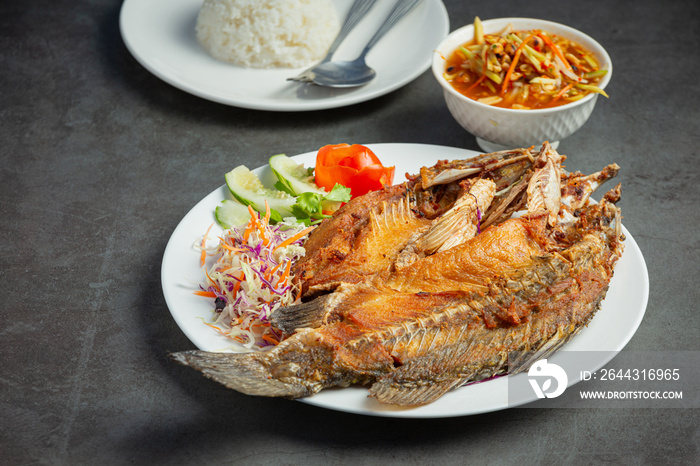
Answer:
(287, 0, 378, 83)
(288, 0, 424, 87)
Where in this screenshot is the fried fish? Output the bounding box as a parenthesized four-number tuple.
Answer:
(172, 143, 624, 407)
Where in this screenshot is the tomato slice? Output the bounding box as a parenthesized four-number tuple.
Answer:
(353, 164, 395, 194)
(317, 144, 381, 168)
(315, 144, 395, 197)
(315, 164, 357, 192)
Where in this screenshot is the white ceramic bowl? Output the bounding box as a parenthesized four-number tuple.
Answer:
(432, 18, 612, 152)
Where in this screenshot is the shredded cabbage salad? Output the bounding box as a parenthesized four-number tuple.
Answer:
(195, 203, 314, 349)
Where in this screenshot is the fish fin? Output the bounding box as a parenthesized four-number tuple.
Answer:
(481, 172, 530, 229)
(424, 179, 496, 253)
(508, 323, 584, 374)
(420, 147, 535, 188)
(270, 294, 335, 333)
(526, 144, 562, 226)
(425, 167, 482, 187)
(560, 163, 620, 211)
(508, 272, 605, 375)
(368, 197, 419, 242)
(369, 378, 464, 407)
(170, 350, 317, 398)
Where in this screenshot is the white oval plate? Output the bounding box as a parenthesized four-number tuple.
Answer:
(161, 143, 649, 417)
(120, 0, 449, 111)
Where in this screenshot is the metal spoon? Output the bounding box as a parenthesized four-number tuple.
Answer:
(287, 0, 378, 84)
(288, 0, 423, 88)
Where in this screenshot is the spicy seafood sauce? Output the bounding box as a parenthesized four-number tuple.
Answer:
(444, 29, 606, 110)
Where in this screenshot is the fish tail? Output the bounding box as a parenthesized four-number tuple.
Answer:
(170, 349, 318, 398)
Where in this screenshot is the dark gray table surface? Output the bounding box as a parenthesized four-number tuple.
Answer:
(2, 0, 698, 464)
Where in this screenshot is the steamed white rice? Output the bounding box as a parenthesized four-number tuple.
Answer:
(196, 0, 340, 69)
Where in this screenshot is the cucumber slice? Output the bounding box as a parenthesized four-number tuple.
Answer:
(215, 200, 251, 229)
(224, 165, 296, 217)
(269, 154, 342, 212)
(269, 154, 326, 196)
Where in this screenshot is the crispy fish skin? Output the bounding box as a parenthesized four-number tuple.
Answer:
(172, 196, 623, 407)
(394, 178, 496, 270)
(370, 227, 618, 405)
(291, 183, 427, 296)
(387, 216, 543, 293)
(272, 215, 545, 334)
(172, 144, 624, 407)
(294, 146, 548, 298)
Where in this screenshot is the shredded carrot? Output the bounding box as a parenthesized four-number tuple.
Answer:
(467, 74, 487, 93)
(242, 203, 268, 245)
(219, 243, 241, 252)
(536, 31, 573, 72)
(230, 316, 243, 326)
(231, 280, 241, 300)
(273, 225, 315, 252)
(552, 83, 574, 102)
(501, 34, 535, 95)
(200, 319, 227, 336)
(256, 221, 267, 242)
(264, 260, 285, 281)
(242, 205, 260, 242)
(263, 200, 271, 225)
(204, 269, 221, 293)
(277, 260, 292, 288)
(242, 225, 252, 243)
(261, 334, 280, 345)
(260, 231, 270, 247)
(200, 222, 215, 266)
(194, 290, 217, 298)
(217, 240, 245, 252)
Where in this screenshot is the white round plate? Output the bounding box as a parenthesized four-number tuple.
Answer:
(120, 0, 449, 111)
(161, 143, 649, 417)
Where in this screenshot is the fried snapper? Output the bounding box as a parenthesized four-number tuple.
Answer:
(173, 143, 624, 407)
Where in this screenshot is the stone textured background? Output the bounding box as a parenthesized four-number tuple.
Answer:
(1, 0, 698, 464)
